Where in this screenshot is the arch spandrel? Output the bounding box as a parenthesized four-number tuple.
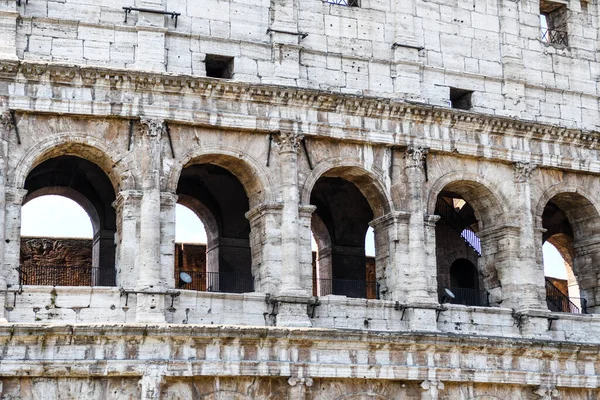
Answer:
(534, 183, 600, 239)
(426, 171, 508, 229)
(335, 393, 391, 400)
(167, 146, 273, 208)
(301, 160, 393, 218)
(11, 134, 132, 192)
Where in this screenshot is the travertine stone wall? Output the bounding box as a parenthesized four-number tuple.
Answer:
(1, 0, 598, 130)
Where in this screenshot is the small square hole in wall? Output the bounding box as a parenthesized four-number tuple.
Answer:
(205, 55, 234, 79)
(450, 88, 473, 110)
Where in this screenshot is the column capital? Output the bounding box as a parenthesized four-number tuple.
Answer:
(274, 131, 304, 153)
(369, 211, 411, 229)
(405, 145, 429, 168)
(139, 117, 165, 137)
(299, 204, 317, 217)
(0, 110, 14, 133)
(160, 191, 178, 206)
(113, 189, 143, 210)
(245, 202, 284, 222)
(513, 161, 537, 182)
(4, 186, 27, 204)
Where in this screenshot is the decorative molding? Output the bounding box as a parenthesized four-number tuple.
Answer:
(288, 377, 313, 387)
(0, 110, 14, 132)
(0, 61, 599, 151)
(405, 145, 429, 168)
(274, 131, 304, 153)
(139, 117, 165, 137)
(513, 162, 537, 182)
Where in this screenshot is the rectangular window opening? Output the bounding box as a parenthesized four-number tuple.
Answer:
(324, 0, 360, 7)
(450, 88, 473, 111)
(540, 0, 568, 46)
(205, 55, 234, 79)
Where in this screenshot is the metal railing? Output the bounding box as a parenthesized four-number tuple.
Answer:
(18, 265, 115, 287)
(318, 278, 379, 299)
(435, 197, 481, 255)
(440, 287, 490, 307)
(541, 28, 568, 46)
(545, 278, 587, 314)
(324, 0, 360, 6)
(177, 270, 254, 294)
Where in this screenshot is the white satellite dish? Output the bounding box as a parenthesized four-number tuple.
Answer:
(179, 272, 193, 284)
(444, 288, 456, 299)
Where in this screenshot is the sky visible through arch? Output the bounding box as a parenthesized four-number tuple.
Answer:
(21, 195, 567, 280)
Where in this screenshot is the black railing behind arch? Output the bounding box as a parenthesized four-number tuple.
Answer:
(541, 28, 568, 46)
(318, 278, 379, 299)
(177, 270, 254, 294)
(324, 0, 360, 6)
(439, 287, 490, 307)
(18, 265, 115, 287)
(545, 278, 586, 314)
(435, 197, 481, 256)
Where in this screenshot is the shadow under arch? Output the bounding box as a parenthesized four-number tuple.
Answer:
(167, 147, 272, 209)
(301, 161, 393, 219)
(428, 172, 507, 306)
(535, 184, 600, 313)
(11, 134, 129, 192)
(307, 163, 388, 299)
(20, 154, 117, 286)
(427, 172, 508, 229)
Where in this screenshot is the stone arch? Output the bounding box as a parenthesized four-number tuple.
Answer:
(24, 186, 100, 233)
(11, 134, 130, 192)
(428, 172, 507, 305)
(535, 183, 600, 312)
(306, 162, 388, 299)
(427, 171, 508, 229)
(19, 153, 118, 287)
(167, 147, 272, 208)
(301, 160, 393, 218)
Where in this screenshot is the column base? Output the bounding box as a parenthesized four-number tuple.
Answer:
(270, 295, 313, 328)
(135, 293, 166, 324)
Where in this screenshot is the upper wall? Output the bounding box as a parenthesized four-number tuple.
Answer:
(2, 0, 599, 131)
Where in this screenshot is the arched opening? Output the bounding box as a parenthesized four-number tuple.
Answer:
(20, 155, 117, 286)
(541, 194, 594, 314)
(310, 176, 379, 299)
(176, 163, 253, 293)
(433, 180, 501, 307)
(174, 204, 209, 291)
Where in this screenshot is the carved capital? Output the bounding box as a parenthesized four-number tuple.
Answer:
(533, 385, 560, 399)
(139, 117, 165, 137)
(0, 110, 14, 132)
(274, 131, 303, 153)
(513, 162, 537, 182)
(405, 146, 429, 168)
(288, 377, 313, 387)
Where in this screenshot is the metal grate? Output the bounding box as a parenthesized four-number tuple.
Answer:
(540, 28, 568, 46)
(324, 0, 360, 6)
(18, 265, 115, 287)
(545, 278, 586, 314)
(440, 287, 490, 307)
(177, 270, 254, 294)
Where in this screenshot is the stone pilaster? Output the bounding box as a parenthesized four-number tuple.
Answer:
(159, 192, 178, 289)
(113, 190, 143, 290)
(510, 162, 547, 311)
(287, 377, 313, 400)
(392, 0, 422, 97)
(420, 380, 445, 400)
(0, 3, 18, 61)
(267, 0, 301, 82)
(369, 211, 410, 301)
(404, 146, 437, 304)
(274, 131, 306, 296)
(136, 117, 166, 323)
(133, 0, 167, 72)
(572, 239, 600, 314)
(246, 202, 284, 294)
(139, 366, 166, 400)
